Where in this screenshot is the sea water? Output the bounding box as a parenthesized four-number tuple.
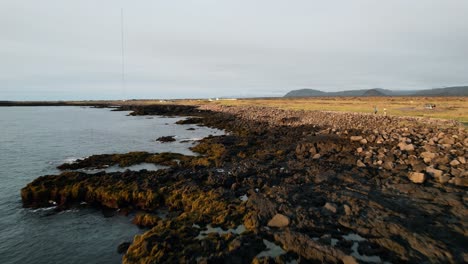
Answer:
(0, 106, 223, 264)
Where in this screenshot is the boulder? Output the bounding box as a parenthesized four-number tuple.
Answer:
(156, 136, 176, 142)
(343, 204, 352, 216)
(408, 172, 426, 184)
(356, 160, 366, 168)
(382, 161, 394, 170)
(342, 255, 359, 264)
(439, 137, 455, 145)
(350, 136, 363, 142)
(426, 166, 443, 179)
(420, 152, 436, 164)
(323, 202, 338, 214)
(458, 156, 466, 164)
(267, 214, 290, 228)
(454, 177, 468, 187)
(450, 160, 460, 167)
(375, 136, 384, 144)
(433, 155, 450, 166)
(450, 168, 463, 177)
(398, 142, 415, 152)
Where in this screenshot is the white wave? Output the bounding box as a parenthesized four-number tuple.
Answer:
(30, 206, 57, 212)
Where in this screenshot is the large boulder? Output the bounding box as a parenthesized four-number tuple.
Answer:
(350, 136, 363, 142)
(267, 214, 290, 228)
(408, 172, 426, 184)
(398, 142, 415, 152)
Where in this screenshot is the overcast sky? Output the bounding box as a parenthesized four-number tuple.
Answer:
(1, 0, 467, 100)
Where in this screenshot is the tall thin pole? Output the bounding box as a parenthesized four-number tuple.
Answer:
(120, 8, 126, 99)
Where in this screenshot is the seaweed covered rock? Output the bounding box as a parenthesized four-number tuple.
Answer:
(21, 170, 168, 210)
(132, 213, 161, 228)
(57, 152, 152, 170)
(57, 152, 189, 170)
(124, 220, 265, 264)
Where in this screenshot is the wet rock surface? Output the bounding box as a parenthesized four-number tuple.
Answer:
(156, 136, 176, 143)
(22, 104, 467, 263)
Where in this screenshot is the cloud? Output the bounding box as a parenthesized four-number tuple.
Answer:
(1, 0, 467, 100)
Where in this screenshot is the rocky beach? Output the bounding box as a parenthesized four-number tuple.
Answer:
(21, 103, 467, 263)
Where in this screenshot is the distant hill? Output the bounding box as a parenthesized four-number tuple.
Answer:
(362, 89, 386, 97)
(284, 89, 326, 97)
(284, 86, 468, 97)
(412, 86, 468, 96)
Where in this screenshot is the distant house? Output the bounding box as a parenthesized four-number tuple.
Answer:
(424, 104, 436, 109)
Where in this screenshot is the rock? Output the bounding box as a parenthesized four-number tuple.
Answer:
(426, 166, 443, 179)
(309, 146, 317, 155)
(342, 255, 359, 264)
(360, 139, 368, 144)
(156, 136, 176, 142)
(438, 174, 451, 184)
(434, 155, 450, 166)
(375, 136, 384, 144)
(454, 177, 468, 187)
(458, 156, 466, 164)
(450, 160, 460, 167)
(356, 147, 363, 153)
(398, 142, 415, 152)
(312, 154, 321, 159)
(267, 214, 290, 228)
(420, 151, 437, 164)
(324, 202, 337, 214)
(343, 204, 352, 216)
(117, 242, 131, 254)
(411, 162, 426, 173)
(350, 136, 363, 142)
(408, 172, 426, 184)
(243, 212, 259, 230)
(274, 230, 348, 263)
(157, 135, 178, 143)
(382, 161, 394, 170)
(450, 168, 463, 177)
(356, 160, 366, 168)
(439, 137, 455, 145)
(132, 213, 161, 227)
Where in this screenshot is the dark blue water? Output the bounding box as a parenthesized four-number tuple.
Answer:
(0, 106, 223, 264)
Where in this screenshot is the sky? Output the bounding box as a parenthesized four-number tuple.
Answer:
(1, 0, 468, 100)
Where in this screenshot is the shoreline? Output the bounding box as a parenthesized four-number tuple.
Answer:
(2, 97, 466, 125)
(20, 103, 467, 263)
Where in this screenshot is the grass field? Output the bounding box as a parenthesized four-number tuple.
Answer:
(203, 97, 468, 124)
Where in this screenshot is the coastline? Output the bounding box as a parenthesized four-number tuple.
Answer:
(20, 103, 467, 263)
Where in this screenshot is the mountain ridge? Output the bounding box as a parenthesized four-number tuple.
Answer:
(284, 86, 468, 97)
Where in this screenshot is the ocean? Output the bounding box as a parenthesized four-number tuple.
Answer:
(0, 106, 222, 264)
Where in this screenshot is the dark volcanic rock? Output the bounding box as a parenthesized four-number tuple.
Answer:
(156, 136, 176, 142)
(117, 242, 131, 254)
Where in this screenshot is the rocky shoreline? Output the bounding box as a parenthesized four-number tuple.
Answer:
(21, 104, 467, 263)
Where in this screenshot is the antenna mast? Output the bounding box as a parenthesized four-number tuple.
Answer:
(120, 8, 126, 100)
